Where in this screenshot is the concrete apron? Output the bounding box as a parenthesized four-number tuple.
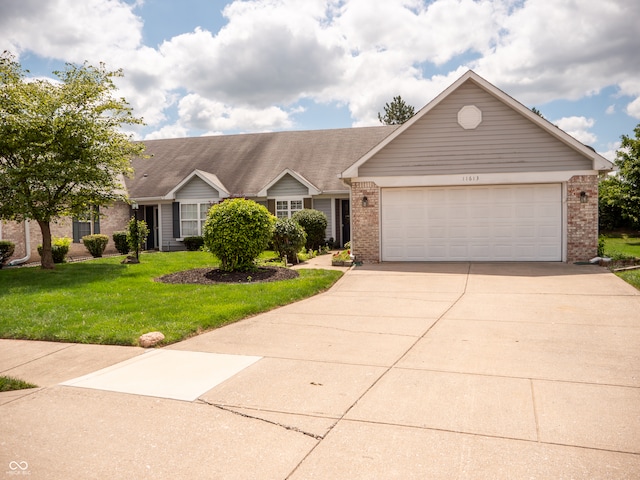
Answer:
(1, 262, 639, 478)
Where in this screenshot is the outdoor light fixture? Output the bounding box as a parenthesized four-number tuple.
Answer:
(580, 191, 588, 203)
(132, 201, 139, 210)
(362, 196, 368, 207)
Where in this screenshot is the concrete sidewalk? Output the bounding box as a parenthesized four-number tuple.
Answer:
(1, 262, 639, 478)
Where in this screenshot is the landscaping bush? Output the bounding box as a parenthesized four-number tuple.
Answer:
(112, 231, 130, 255)
(292, 209, 328, 250)
(0, 240, 15, 269)
(203, 198, 274, 272)
(82, 234, 109, 258)
(127, 217, 149, 260)
(272, 218, 307, 265)
(37, 237, 71, 264)
(183, 236, 204, 251)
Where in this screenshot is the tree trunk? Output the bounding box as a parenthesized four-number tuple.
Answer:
(37, 220, 55, 270)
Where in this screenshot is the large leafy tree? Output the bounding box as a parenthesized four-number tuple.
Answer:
(378, 95, 415, 125)
(0, 52, 145, 269)
(599, 123, 640, 230)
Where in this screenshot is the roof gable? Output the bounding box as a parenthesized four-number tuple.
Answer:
(166, 169, 229, 200)
(341, 71, 613, 178)
(258, 169, 320, 197)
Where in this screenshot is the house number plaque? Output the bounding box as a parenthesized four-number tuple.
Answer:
(462, 175, 480, 182)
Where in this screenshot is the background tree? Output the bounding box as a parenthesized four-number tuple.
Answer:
(0, 51, 145, 269)
(599, 123, 640, 231)
(531, 107, 544, 118)
(378, 95, 415, 125)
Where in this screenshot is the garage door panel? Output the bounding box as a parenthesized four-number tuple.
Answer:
(381, 184, 562, 262)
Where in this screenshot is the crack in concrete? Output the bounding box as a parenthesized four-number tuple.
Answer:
(197, 399, 331, 440)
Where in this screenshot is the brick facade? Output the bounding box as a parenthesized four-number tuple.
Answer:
(1, 202, 132, 264)
(566, 174, 599, 263)
(351, 181, 381, 263)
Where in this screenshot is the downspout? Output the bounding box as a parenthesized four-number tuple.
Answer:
(8, 220, 31, 266)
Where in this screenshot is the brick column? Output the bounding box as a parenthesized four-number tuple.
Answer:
(567, 175, 599, 262)
(351, 181, 380, 263)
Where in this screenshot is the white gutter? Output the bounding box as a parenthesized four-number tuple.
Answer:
(8, 220, 31, 266)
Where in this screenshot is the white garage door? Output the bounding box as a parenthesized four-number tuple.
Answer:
(381, 184, 562, 261)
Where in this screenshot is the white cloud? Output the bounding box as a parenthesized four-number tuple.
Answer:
(554, 116, 597, 145)
(177, 94, 294, 132)
(626, 97, 640, 119)
(600, 141, 621, 162)
(144, 124, 189, 141)
(1, 0, 638, 145)
(606, 105, 616, 115)
(474, 0, 640, 104)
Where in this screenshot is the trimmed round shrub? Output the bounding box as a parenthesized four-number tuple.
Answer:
(37, 236, 71, 264)
(112, 231, 130, 255)
(272, 218, 307, 265)
(291, 209, 328, 250)
(0, 240, 15, 269)
(203, 198, 274, 272)
(82, 234, 109, 258)
(183, 236, 204, 251)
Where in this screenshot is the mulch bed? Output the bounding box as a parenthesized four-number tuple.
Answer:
(156, 266, 299, 284)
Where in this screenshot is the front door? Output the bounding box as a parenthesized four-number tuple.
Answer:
(341, 199, 350, 247)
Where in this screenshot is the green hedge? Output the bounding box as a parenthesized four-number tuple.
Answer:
(292, 209, 327, 250)
(82, 234, 109, 258)
(183, 236, 204, 251)
(0, 240, 15, 269)
(37, 237, 71, 264)
(272, 218, 306, 265)
(112, 231, 130, 255)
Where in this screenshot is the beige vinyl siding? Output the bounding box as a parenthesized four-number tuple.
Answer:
(312, 198, 332, 242)
(267, 174, 308, 196)
(176, 177, 220, 200)
(359, 81, 592, 177)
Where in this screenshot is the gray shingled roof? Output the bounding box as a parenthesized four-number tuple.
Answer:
(126, 126, 398, 199)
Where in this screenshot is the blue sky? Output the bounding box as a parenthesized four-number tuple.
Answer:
(2, 0, 639, 159)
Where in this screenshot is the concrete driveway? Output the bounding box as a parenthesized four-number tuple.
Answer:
(1, 262, 639, 478)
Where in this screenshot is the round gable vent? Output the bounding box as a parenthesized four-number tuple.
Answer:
(457, 105, 482, 129)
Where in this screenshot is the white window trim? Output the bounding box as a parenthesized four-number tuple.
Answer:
(179, 199, 214, 237)
(274, 196, 304, 219)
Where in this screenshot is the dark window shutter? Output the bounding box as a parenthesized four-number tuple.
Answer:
(172, 202, 181, 238)
(304, 198, 312, 209)
(267, 199, 276, 215)
(93, 206, 100, 234)
(72, 219, 81, 243)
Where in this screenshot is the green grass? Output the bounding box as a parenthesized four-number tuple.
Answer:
(601, 233, 640, 289)
(0, 376, 38, 392)
(601, 233, 640, 259)
(0, 251, 342, 346)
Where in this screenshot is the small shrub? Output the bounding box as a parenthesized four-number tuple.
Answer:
(82, 234, 109, 258)
(344, 241, 351, 249)
(127, 217, 149, 259)
(291, 209, 328, 250)
(203, 198, 274, 272)
(112, 231, 130, 255)
(597, 235, 606, 257)
(37, 237, 71, 264)
(0, 240, 15, 269)
(183, 236, 204, 251)
(272, 218, 307, 265)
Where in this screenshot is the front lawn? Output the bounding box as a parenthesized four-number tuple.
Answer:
(0, 251, 342, 346)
